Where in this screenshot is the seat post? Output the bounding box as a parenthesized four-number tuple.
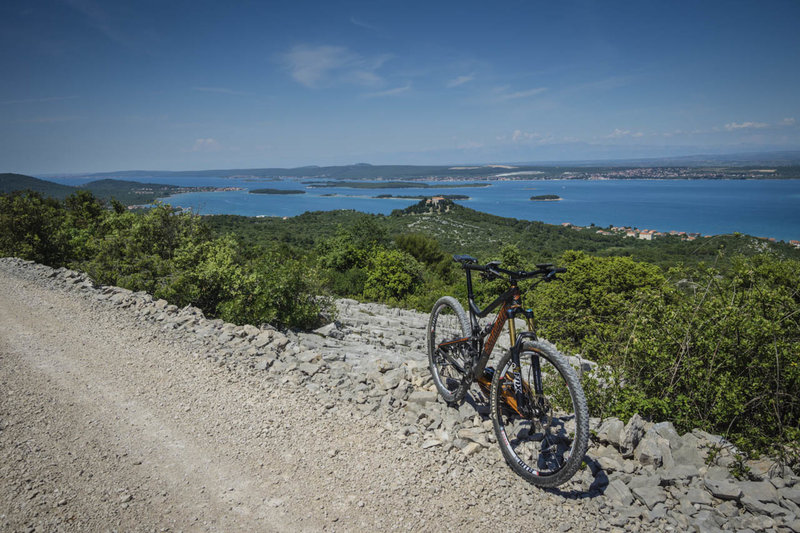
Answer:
(465, 268, 475, 302)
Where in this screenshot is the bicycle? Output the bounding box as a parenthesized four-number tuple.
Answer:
(426, 254, 589, 487)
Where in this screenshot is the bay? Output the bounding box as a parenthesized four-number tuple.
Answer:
(50, 176, 800, 242)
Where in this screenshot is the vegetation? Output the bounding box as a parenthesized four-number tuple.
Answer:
(0, 190, 327, 330)
(0, 173, 77, 199)
(1, 191, 798, 465)
(530, 194, 561, 201)
(0, 173, 191, 205)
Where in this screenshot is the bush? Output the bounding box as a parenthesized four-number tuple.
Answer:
(538, 252, 800, 457)
(363, 248, 422, 302)
(326, 266, 367, 298)
(79, 204, 203, 293)
(157, 235, 247, 316)
(220, 253, 329, 330)
(533, 250, 665, 363)
(0, 191, 70, 265)
(395, 233, 445, 265)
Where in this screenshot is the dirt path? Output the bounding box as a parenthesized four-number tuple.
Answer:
(0, 263, 602, 532)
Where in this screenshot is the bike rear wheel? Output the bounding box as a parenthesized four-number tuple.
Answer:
(490, 339, 589, 487)
(427, 296, 472, 405)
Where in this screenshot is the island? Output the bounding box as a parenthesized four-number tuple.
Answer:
(249, 188, 306, 195)
(530, 194, 561, 201)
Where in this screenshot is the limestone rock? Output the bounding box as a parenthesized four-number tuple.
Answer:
(634, 433, 666, 467)
(631, 485, 667, 510)
(620, 413, 645, 457)
(596, 417, 624, 448)
(604, 479, 634, 506)
(704, 478, 743, 500)
(407, 390, 438, 405)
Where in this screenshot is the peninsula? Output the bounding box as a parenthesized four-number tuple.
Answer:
(249, 188, 305, 195)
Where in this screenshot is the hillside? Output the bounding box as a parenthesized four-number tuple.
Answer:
(81, 179, 187, 205)
(0, 173, 191, 206)
(0, 173, 77, 199)
(204, 198, 800, 269)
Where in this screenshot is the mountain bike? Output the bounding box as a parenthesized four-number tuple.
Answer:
(426, 255, 589, 487)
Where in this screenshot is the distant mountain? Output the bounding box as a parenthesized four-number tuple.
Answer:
(0, 173, 77, 199)
(0, 173, 188, 205)
(81, 179, 187, 205)
(56, 151, 800, 181)
(60, 165, 511, 180)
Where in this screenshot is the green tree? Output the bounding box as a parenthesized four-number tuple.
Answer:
(157, 235, 247, 316)
(363, 248, 422, 302)
(61, 190, 107, 262)
(533, 250, 665, 362)
(395, 233, 445, 265)
(0, 191, 69, 265)
(220, 252, 329, 329)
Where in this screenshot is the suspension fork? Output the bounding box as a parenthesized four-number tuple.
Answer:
(509, 307, 545, 407)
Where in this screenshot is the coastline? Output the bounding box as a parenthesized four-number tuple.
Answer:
(140, 178, 800, 243)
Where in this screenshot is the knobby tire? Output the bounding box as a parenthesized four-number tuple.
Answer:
(427, 296, 471, 405)
(490, 339, 589, 487)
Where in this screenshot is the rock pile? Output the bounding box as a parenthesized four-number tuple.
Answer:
(3, 256, 799, 533)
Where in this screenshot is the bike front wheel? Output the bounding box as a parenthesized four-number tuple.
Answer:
(427, 296, 472, 405)
(490, 339, 589, 487)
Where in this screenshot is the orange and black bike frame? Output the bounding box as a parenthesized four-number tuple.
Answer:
(462, 263, 538, 379)
(457, 261, 548, 417)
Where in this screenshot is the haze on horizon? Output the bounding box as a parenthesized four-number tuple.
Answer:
(1, 0, 799, 175)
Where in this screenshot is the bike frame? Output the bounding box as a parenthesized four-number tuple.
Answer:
(462, 266, 539, 380)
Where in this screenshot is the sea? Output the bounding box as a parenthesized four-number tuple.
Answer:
(49, 176, 800, 242)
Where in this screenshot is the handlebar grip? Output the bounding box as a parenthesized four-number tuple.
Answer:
(554, 267, 567, 274)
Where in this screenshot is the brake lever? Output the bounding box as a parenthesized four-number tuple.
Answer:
(481, 269, 500, 281)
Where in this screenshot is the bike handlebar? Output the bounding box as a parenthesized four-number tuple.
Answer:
(453, 254, 565, 281)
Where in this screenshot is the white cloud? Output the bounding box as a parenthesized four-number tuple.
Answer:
(780, 117, 796, 126)
(363, 84, 411, 98)
(512, 130, 541, 142)
(350, 16, 379, 32)
(504, 130, 563, 145)
(724, 121, 769, 131)
(495, 86, 547, 101)
(447, 74, 475, 88)
(191, 138, 221, 152)
(281, 44, 390, 88)
(604, 128, 643, 139)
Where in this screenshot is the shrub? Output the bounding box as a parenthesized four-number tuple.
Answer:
(220, 253, 329, 330)
(363, 248, 422, 302)
(0, 191, 69, 265)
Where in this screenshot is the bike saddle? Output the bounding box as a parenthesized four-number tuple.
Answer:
(453, 254, 477, 264)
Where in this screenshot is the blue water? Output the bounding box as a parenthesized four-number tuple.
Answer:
(48, 176, 800, 242)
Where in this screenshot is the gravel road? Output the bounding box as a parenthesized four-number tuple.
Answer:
(0, 263, 604, 532)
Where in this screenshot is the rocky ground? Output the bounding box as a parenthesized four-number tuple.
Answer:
(0, 257, 798, 532)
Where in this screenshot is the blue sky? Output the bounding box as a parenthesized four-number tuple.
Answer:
(1, 0, 799, 174)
